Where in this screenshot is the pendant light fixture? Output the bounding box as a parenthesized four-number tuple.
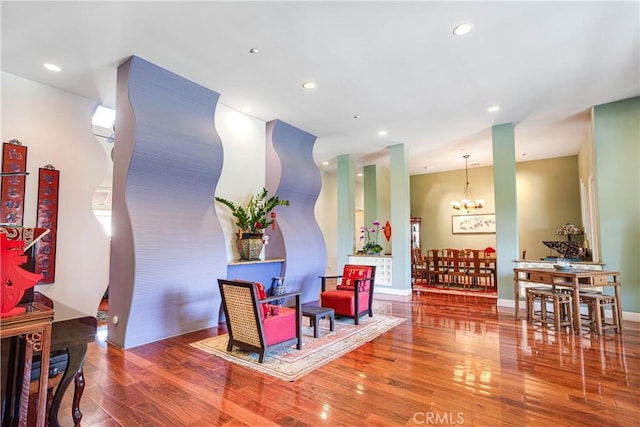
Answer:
(450, 155, 485, 211)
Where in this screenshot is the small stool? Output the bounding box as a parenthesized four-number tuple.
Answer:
(579, 293, 620, 335)
(526, 287, 553, 324)
(526, 288, 573, 331)
(302, 306, 335, 338)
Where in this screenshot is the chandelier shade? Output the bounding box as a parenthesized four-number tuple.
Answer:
(450, 155, 485, 211)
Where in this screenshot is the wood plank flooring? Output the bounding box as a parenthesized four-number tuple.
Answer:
(54, 292, 638, 426)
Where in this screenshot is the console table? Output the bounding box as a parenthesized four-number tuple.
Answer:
(513, 268, 622, 333)
(0, 302, 53, 427)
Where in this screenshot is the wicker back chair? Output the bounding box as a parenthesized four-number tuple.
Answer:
(218, 279, 302, 363)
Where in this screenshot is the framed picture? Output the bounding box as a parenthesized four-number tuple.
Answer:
(452, 213, 496, 234)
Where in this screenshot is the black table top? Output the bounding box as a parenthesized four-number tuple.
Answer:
(301, 305, 334, 316)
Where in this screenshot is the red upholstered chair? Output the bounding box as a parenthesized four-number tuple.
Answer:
(319, 265, 376, 325)
(218, 279, 302, 363)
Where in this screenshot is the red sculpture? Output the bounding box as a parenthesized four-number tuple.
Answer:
(1, 234, 43, 316)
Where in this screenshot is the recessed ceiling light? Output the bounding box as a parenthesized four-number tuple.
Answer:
(322, 161, 330, 166)
(248, 48, 260, 54)
(43, 63, 61, 72)
(453, 23, 473, 36)
(522, 152, 528, 157)
(302, 81, 316, 90)
(378, 130, 388, 136)
(240, 106, 251, 113)
(353, 115, 361, 119)
(487, 106, 500, 112)
(357, 173, 363, 177)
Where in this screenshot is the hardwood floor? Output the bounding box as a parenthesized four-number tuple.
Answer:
(54, 292, 638, 426)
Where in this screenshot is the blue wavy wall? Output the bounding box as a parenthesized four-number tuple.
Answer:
(265, 120, 326, 303)
(110, 56, 226, 348)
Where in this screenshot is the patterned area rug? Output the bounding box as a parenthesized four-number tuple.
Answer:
(190, 314, 405, 381)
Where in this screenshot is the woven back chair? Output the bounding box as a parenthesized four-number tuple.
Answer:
(218, 279, 302, 363)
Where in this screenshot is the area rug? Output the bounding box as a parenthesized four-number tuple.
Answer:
(190, 314, 405, 381)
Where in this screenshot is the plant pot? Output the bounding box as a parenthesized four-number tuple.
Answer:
(237, 233, 264, 261)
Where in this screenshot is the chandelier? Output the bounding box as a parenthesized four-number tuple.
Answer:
(450, 155, 485, 211)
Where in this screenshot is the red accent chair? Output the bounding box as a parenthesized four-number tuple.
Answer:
(218, 279, 302, 363)
(319, 265, 376, 325)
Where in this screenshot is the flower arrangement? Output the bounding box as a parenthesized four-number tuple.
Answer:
(215, 188, 289, 234)
(360, 220, 383, 255)
(555, 223, 583, 241)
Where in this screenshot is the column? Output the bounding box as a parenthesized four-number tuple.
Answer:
(492, 123, 519, 301)
(389, 143, 411, 295)
(337, 154, 356, 272)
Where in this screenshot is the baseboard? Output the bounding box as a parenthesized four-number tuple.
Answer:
(374, 288, 412, 297)
(621, 311, 640, 322)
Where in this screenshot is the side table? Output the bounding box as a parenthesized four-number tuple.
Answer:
(0, 302, 53, 427)
(302, 306, 335, 338)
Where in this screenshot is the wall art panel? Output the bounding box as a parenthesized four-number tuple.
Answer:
(110, 56, 225, 348)
(34, 165, 59, 283)
(1, 140, 28, 226)
(265, 119, 326, 304)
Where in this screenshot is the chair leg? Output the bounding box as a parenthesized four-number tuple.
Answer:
(594, 300, 603, 335)
(553, 297, 560, 331)
(259, 351, 266, 363)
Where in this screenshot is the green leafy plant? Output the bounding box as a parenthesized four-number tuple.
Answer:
(215, 188, 289, 234)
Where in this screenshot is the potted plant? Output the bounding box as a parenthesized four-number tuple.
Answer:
(360, 220, 383, 255)
(215, 188, 289, 260)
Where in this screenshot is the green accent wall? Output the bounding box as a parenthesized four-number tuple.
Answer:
(363, 165, 378, 227)
(517, 157, 582, 261)
(593, 97, 640, 312)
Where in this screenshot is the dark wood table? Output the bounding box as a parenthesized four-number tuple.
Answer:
(302, 306, 335, 338)
(1, 294, 97, 427)
(37, 293, 97, 427)
(0, 301, 53, 427)
(513, 268, 622, 333)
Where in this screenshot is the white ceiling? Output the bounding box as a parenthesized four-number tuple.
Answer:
(2, 1, 638, 175)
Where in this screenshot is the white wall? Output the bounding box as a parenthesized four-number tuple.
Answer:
(317, 170, 337, 274)
(213, 104, 267, 261)
(2, 72, 337, 318)
(1, 72, 111, 315)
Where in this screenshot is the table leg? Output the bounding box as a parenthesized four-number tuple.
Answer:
(313, 315, 319, 338)
(614, 284, 623, 332)
(49, 344, 87, 427)
(72, 367, 85, 426)
(514, 276, 520, 319)
(572, 288, 581, 333)
(329, 314, 335, 332)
